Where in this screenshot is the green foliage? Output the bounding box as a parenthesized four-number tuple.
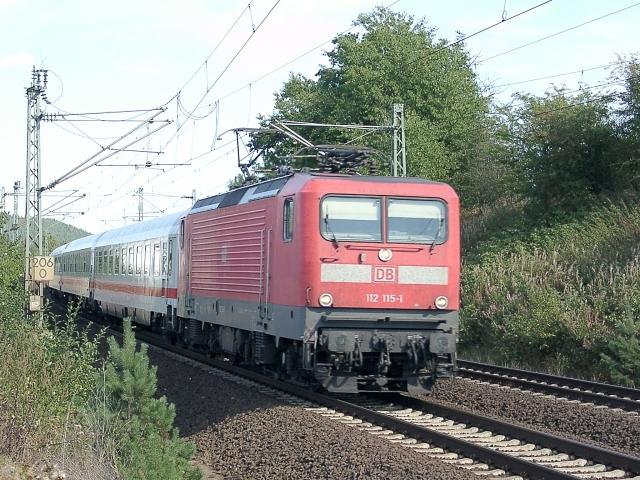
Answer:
(102, 320, 201, 480)
(0, 214, 25, 320)
(11, 217, 90, 253)
(0, 303, 102, 459)
(507, 89, 618, 210)
(600, 314, 640, 387)
(461, 199, 640, 379)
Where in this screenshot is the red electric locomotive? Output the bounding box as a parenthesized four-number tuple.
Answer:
(176, 173, 459, 393)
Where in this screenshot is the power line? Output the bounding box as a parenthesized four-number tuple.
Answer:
(405, 0, 552, 68)
(492, 63, 615, 88)
(165, 2, 255, 106)
(478, 2, 640, 64)
(139, 0, 282, 178)
(203, 0, 402, 109)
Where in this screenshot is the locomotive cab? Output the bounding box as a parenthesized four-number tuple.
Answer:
(293, 176, 460, 394)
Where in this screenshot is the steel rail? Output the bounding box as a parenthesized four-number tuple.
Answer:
(457, 360, 640, 411)
(390, 394, 640, 477)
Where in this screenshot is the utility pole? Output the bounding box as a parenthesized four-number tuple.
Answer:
(136, 187, 144, 221)
(24, 67, 47, 313)
(392, 103, 406, 177)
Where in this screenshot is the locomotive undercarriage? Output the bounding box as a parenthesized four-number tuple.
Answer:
(305, 328, 456, 394)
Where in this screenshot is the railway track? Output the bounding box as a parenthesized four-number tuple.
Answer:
(149, 343, 640, 479)
(456, 360, 640, 413)
(59, 302, 640, 479)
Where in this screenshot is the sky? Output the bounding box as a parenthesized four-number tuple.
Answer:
(1, 0, 639, 234)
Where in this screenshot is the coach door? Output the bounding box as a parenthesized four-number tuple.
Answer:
(161, 241, 168, 299)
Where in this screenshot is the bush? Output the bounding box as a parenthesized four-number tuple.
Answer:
(99, 319, 201, 480)
(0, 300, 101, 460)
(600, 311, 640, 387)
(461, 199, 640, 380)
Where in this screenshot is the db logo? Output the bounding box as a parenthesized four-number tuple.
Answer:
(374, 266, 397, 282)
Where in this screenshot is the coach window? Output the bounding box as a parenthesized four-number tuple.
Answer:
(97, 251, 102, 274)
(115, 248, 120, 274)
(108, 249, 113, 274)
(144, 244, 150, 276)
(121, 248, 126, 274)
(283, 198, 294, 241)
(128, 247, 134, 275)
(168, 239, 173, 276)
(136, 245, 142, 276)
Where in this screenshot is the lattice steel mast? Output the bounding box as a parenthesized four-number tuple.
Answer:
(24, 67, 47, 302)
(392, 103, 406, 177)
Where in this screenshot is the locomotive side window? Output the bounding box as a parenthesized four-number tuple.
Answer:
(387, 198, 447, 244)
(321, 196, 382, 242)
(283, 198, 294, 241)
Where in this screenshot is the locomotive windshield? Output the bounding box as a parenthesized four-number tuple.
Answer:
(321, 196, 382, 241)
(387, 198, 446, 244)
(321, 196, 447, 244)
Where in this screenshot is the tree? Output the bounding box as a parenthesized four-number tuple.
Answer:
(507, 89, 618, 211)
(610, 56, 640, 190)
(251, 7, 489, 190)
(104, 320, 201, 480)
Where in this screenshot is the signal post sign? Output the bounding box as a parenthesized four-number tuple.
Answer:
(30, 256, 54, 282)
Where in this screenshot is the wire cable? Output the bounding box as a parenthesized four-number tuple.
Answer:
(405, 0, 552, 68)
(478, 2, 640, 64)
(164, 2, 254, 106)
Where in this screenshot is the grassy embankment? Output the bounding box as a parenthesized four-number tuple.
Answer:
(0, 220, 200, 479)
(459, 195, 640, 386)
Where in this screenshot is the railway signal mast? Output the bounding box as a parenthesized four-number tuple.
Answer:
(24, 67, 48, 316)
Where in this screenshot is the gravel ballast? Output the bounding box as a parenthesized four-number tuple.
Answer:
(151, 351, 478, 480)
(430, 377, 640, 456)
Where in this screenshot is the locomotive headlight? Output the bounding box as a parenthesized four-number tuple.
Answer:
(378, 248, 392, 262)
(435, 296, 449, 309)
(319, 293, 334, 307)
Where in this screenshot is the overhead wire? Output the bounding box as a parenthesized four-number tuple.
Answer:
(492, 63, 616, 88)
(203, 0, 401, 108)
(477, 2, 640, 64)
(404, 0, 553, 68)
(163, 2, 255, 106)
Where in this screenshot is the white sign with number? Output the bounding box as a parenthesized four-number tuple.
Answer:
(30, 256, 54, 281)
